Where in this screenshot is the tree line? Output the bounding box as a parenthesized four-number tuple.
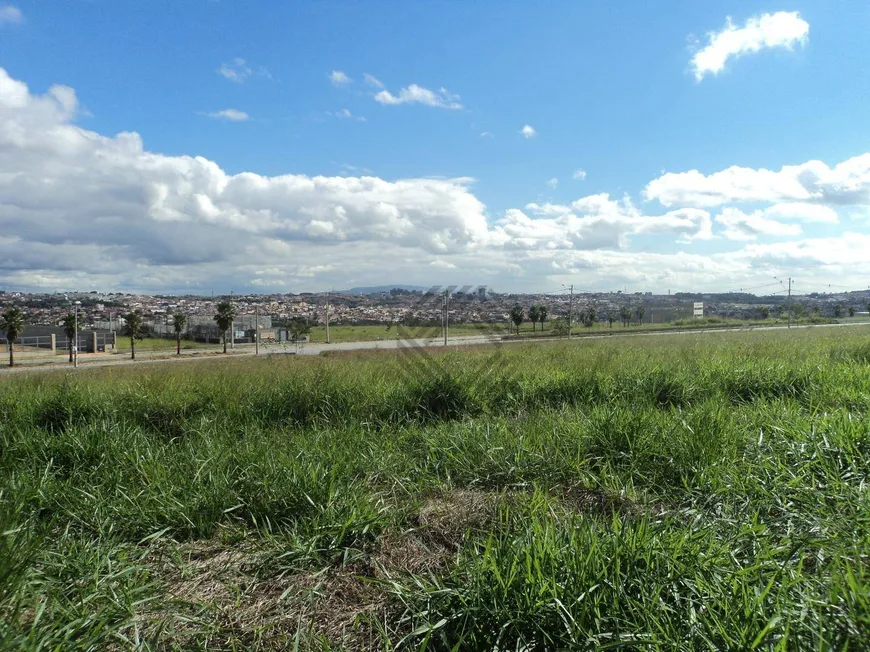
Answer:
(4, 299, 870, 367)
(0, 300, 262, 367)
(506, 303, 651, 335)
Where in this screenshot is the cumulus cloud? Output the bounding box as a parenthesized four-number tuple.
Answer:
(520, 125, 537, 139)
(0, 4, 22, 26)
(547, 178, 558, 189)
(0, 68, 493, 288)
(373, 84, 462, 110)
(691, 11, 809, 81)
(329, 70, 351, 86)
(715, 207, 802, 241)
(480, 131, 493, 138)
(491, 194, 714, 251)
(763, 202, 838, 224)
(644, 154, 870, 208)
(2, 66, 867, 293)
(206, 109, 249, 122)
(573, 169, 587, 181)
(727, 232, 870, 269)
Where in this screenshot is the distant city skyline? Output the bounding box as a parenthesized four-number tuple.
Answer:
(3, 2, 870, 294)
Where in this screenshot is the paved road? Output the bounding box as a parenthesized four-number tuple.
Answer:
(3, 320, 869, 375)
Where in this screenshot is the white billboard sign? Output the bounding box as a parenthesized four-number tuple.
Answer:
(693, 302, 704, 317)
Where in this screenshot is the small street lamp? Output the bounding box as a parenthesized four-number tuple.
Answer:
(73, 300, 82, 368)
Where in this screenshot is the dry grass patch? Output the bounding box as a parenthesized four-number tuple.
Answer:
(141, 540, 391, 650)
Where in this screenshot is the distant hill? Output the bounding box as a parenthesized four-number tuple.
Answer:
(340, 285, 431, 295)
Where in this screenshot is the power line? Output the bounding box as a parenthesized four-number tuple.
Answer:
(732, 281, 782, 293)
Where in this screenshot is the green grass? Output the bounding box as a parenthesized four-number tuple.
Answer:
(112, 337, 214, 353)
(307, 322, 512, 343)
(311, 315, 856, 344)
(2, 328, 870, 649)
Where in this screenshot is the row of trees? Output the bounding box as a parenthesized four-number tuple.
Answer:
(0, 301, 238, 367)
(120, 302, 317, 360)
(759, 303, 870, 321)
(5, 298, 870, 368)
(506, 304, 650, 335)
(508, 304, 550, 334)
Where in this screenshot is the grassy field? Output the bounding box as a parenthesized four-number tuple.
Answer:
(307, 322, 512, 343)
(308, 315, 854, 343)
(2, 328, 870, 649)
(112, 337, 215, 354)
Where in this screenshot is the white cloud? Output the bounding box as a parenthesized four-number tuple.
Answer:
(495, 194, 714, 251)
(691, 11, 809, 81)
(480, 131, 493, 138)
(206, 109, 249, 122)
(520, 125, 536, 139)
(644, 153, 870, 208)
(715, 207, 802, 241)
(373, 84, 463, 110)
(726, 232, 870, 270)
(0, 4, 22, 25)
(363, 73, 384, 89)
(573, 169, 587, 181)
(218, 58, 252, 83)
(3, 66, 869, 293)
(547, 178, 559, 189)
(334, 108, 366, 122)
(0, 67, 494, 291)
(763, 202, 838, 224)
(329, 70, 351, 87)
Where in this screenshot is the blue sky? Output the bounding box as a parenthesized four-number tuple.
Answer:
(1, 1, 870, 294)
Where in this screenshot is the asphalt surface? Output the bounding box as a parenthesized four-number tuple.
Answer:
(2, 320, 869, 375)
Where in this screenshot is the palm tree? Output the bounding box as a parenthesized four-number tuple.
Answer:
(62, 314, 76, 363)
(849, 306, 856, 317)
(635, 305, 646, 325)
(173, 312, 187, 355)
(586, 305, 597, 327)
(538, 305, 548, 330)
(509, 304, 524, 335)
(214, 301, 237, 353)
(619, 306, 632, 327)
(0, 308, 25, 367)
(528, 305, 541, 332)
(122, 312, 143, 360)
(606, 312, 615, 328)
(834, 304, 844, 318)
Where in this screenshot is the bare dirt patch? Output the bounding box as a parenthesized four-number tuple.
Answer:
(140, 540, 391, 650)
(136, 488, 642, 649)
(136, 490, 499, 649)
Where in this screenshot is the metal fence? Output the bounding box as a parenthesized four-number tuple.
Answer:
(0, 332, 116, 353)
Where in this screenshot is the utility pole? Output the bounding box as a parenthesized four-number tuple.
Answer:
(443, 289, 449, 346)
(73, 300, 81, 368)
(230, 290, 235, 350)
(787, 277, 793, 329)
(254, 304, 259, 355)
(325, 290, 330, 344)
